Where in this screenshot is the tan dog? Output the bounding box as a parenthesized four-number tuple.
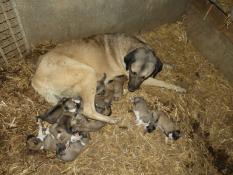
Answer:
(32, 33, 186, 124)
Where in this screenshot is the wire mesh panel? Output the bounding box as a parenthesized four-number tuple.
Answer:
(0, 0, 28, 64)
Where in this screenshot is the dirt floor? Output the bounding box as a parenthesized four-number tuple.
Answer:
(0, 22, 233, 175)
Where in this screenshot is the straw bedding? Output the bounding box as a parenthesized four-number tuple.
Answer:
(0, 22, 232, 175)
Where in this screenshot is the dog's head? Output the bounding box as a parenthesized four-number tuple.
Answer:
(124, 47, 163, 92)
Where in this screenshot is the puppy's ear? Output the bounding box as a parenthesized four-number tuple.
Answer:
(152, 58, 163, 78)
(124, 50, 136, 70)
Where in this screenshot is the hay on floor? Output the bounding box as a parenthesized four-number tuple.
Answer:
(0, 22, 232, 175)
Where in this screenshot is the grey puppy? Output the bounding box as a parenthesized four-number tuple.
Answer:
(56, 131, 90, 162)
(27, 119, 83, 152)
(37, 96, 82, 124)
(69, 113, 106, 133)
(26, 119, 57, 151)
(132, 97, 181, 140)
(132, 97, 158, 133)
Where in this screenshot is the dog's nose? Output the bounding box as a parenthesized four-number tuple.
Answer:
(128, 86, 137, 92)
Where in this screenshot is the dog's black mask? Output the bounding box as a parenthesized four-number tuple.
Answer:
(124, 47, 163, 92)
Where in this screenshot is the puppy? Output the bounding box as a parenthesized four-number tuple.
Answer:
(96, 73, 107, 95)
(37, 96, 82, 124)
(156, 111, 181, 141)
(56, 131, 90, 162)
(95, 74, 112, 116)
(95, 75, 127, 114)
(69, 113, 106, 133)
(27, 119, 83, 152)
(132, 97, 181, 140)
(113, 75, 127, 101)
(26, 119, 56, 151)
(132, 97, 157, 133)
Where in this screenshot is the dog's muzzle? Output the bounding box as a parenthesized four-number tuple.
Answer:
(128, 76, 143, 92)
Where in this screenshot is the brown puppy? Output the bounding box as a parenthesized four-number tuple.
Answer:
(95, 75, 127, 114)
(113, 75, 127, 101)
(96, 73, 107, 95)
(32, 33, 186, 124)
(155, 111, 181, 140)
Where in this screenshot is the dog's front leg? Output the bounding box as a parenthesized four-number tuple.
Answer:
(81, 87, 118, 124)
(142, 78, 186, 93)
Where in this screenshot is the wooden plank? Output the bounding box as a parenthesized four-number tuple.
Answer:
(0, 2, 22, 58)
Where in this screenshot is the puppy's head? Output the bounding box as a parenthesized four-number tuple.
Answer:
(168, 130, 181, 140)
(56, 143, 66, 155)
(146, 122, 156, 133)
(124, 47, 163, 92)
(63, 96, 83, 113)
(26, 135, 43, 151)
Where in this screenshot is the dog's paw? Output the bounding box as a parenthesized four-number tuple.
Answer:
(108, 117, 120, 124)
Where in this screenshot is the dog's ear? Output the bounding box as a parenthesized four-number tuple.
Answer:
(152, 58, 163, 78)
(124, 50, 136, 70)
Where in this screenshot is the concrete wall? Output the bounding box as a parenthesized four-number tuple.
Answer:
(184, 4, 233, 83)
(13, 0, 188, 46)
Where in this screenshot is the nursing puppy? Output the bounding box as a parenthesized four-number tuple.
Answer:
(95, 75, 127, 114)
(27, 119, 83, 152)
(96, 73, 107, 95)
(113, 75, 127, 101)
(37, 96, 82, 124)
(132, 97, 158, 133)
(69, 113, 106, 133)
(56, 132, 90, 162)
(26, 119, 56, 151)
(95, 74, 112, 116)
(32, 33, 186, 124)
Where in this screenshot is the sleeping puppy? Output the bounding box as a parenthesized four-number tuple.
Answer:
(132, 97, 157, 133)
(56, 131, 90, 162)
(155, 111, 181, 141)
(37, 96, 82, 124)
(132, 97, 181, 140)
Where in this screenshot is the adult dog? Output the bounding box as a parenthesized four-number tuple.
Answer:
(32, 33, 185, 124)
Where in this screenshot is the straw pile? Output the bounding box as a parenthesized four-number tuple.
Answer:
(0, 22, 232, 175)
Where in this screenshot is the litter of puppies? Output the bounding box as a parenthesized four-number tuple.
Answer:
(27, 73, 181, 161)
